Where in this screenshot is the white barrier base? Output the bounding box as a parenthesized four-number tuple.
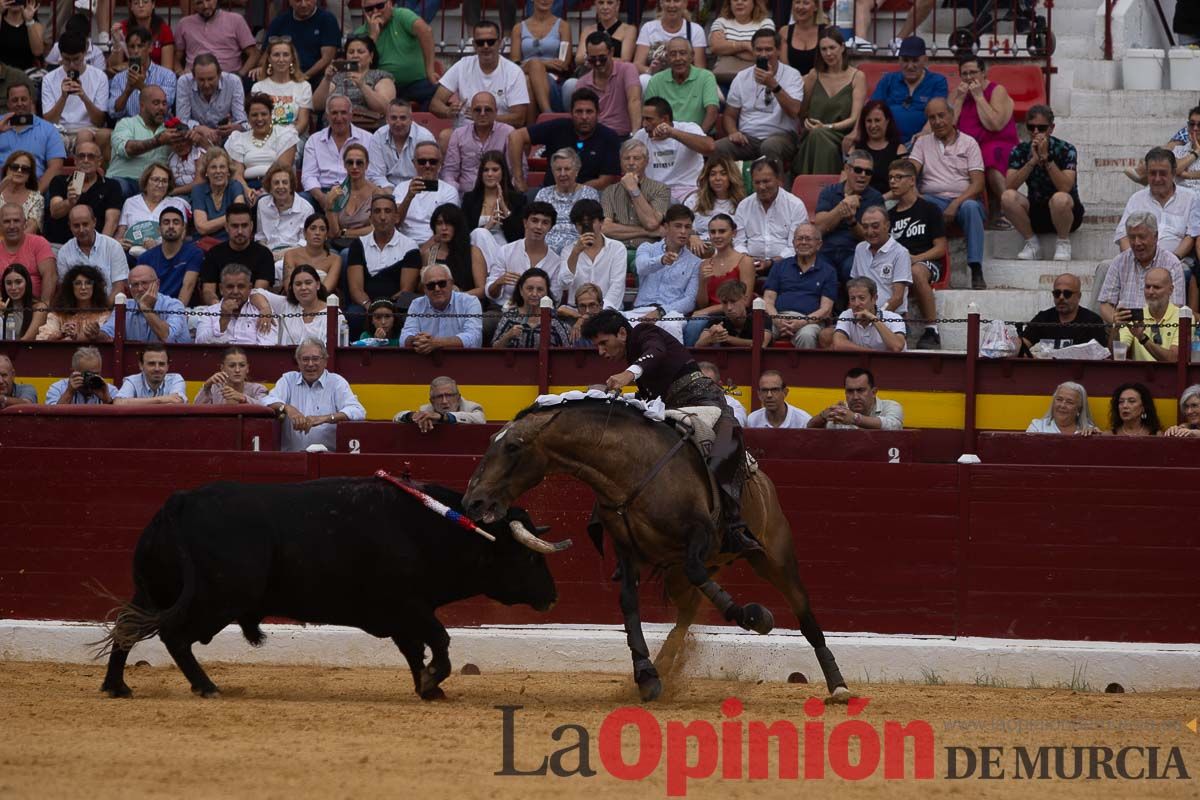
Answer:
(3, 620, 1198, 692)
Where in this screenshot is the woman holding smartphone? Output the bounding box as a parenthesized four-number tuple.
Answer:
(312, 36, 396, 132)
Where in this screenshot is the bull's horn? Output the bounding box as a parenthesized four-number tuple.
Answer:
(510, 521, 573, 554)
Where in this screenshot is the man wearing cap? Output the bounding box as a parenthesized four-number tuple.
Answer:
(860, 36, 947, 144)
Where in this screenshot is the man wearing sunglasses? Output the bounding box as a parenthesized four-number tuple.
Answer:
(1114, 268, 1180, 363)
(263, 0, 340, 82)
(43, 140, 122, 245)
(352, 0, 441, 104)
(0, 84, 63, 195)
(1002, 105, 1084, 263)
(567, 30, 642, 137)
(432, 21, 529, 131)
(399, 264, 484, 351)
(1021, 273, 1107, 354)
(442, 92, 514, 195)
(812, 150, 884, 285)
(394, 141, 460, 241)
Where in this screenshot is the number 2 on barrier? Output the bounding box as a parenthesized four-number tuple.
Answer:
(349, 439, 361, 454)
(888, 447, 900, 463)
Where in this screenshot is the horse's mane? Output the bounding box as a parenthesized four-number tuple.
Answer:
(512, 396, 656, 423)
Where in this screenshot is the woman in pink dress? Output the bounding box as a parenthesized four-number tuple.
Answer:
(953, 55, 1018, 229)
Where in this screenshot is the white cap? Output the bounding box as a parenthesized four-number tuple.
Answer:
(305, 444, 329, 453)
(957, 453, 982, 465)
(752, 297, 766, 311)
(539, 295, 553, 308)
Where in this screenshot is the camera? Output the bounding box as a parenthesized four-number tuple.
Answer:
(80, 371, 106, 394)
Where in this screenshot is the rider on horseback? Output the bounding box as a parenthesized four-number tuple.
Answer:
(581, 309, 760, 554)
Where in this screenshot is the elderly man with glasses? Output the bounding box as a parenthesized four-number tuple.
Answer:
(431, 20, 529, 131)
(1002, 104, 1085, 263)
(812, 150, 885, 285)
(441, 92, 514, 195)
(44, 140, 123, 245)
(302, 94, 372, 211)
(394, 375, 487, 430)
(399, 263, 484, 351)
(264, 337, 366, 453)
(393, 141, 461, 240)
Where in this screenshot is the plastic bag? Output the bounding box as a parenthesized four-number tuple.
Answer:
(979, 319, 1020, 358)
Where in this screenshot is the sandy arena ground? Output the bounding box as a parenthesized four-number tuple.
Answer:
(1, 660, 1197, 799)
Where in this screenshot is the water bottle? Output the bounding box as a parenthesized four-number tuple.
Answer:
(1191, 335, 1200, 363)
(2, 312, 16, 341)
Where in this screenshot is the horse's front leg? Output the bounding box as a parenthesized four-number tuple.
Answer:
(616, 548, 662, 702)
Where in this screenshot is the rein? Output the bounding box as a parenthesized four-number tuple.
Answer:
(599, 430, 690, 518)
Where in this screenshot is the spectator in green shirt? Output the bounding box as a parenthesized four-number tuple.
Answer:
(356, 0, 441, 107)
(644, 37, 720, 132)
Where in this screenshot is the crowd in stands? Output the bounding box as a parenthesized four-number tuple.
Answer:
(0, 1, 1196, 438)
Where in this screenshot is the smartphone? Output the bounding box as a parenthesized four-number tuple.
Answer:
(333, 59, 356, 72)
(68, 170, 85, 196)
(129, 60, 142, 75)
(1126, 308, 1144, 323)
(422, 178, 439, 192)
(755, 56, 769, 71)
(66, 69, 81, 81)
(9, 113, 31, 127)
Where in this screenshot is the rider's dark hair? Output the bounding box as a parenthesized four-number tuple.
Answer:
(580, 308, 631, 341)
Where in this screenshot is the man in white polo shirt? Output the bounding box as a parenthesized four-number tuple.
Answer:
(746, 370, 812, 429)
(56, 205, 129, 302)
(394, 141, 460, 241)
(714, 28, 804, 183)
(850, 205, 912, 315)
(430, 20, 530, 131)
(632, 97, 712, 202)
(831, 277, 907, 353)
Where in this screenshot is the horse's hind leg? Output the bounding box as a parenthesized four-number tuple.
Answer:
(744, 549, 851, 702)
(684, 524, 774, 635)
(655, 567, 701, 677)
(615, 549, 661, 702)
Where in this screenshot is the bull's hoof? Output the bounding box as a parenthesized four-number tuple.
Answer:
(419, 664, 449, 696)
(101, 682, 132, 699)
(742, 603, 774, 635)
(826, 686, 852, 704)
(637, 676, 663, 702)
(192, 686, 221, 699)
(419, 686, 447, 701)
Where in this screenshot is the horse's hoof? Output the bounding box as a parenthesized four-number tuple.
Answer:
(419, 686, 447, 701)
(101, 683, 132, 699)
(826, 686, 852, 705)
(743, 603, 774, 635)
(638, 676, 663, 702)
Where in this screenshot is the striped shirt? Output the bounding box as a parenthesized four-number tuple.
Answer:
(1097, 247, 1186, 309)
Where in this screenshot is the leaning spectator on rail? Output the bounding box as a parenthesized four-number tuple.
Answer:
(195, 346, 268, 405)
(908, 97, 987, 290)
(394, 375, 487, 431)
(697, 360, 747, 426)
(811, 150, 885, 284)
(194, 263, 277, 345)
(1164, 384, 1200, 437)
(565, 281, 605, 347)
(1001, 104, 1085, 263)
(1114, 148, 1199, 267)
(56, 205, 128, 302)
(114, 343, 188, 405)
(264, 337, 367, 453)
(746, 370, 811, 429)
(0, 354, 36, 408)
(828, 277, 906, 353)
(1026, 381, 1099, 436)
(808, 366, 904, 430)
(1114, 267, 1180, 363)
(400, 264, 484, 352)
(1098, 212, 1187, 327)
(45, 346, 116, 405)
(695, 280, 769, 348)
(733, 157, 809, 276)
(850, 206, 912, 317)
(97, 265, 191, 344)
(762, 223, 836, 350)
(1020, 273, 1108, 353)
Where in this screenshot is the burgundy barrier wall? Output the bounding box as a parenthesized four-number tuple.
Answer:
(0, 405, 279, 451)
(2, 443, 1197, 643)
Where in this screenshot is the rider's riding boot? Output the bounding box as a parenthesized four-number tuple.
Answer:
(708, 416, 760, 553)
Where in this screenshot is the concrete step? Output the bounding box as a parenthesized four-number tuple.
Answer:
(1077, 171, 1153, 210)
(934, 289, 1048, 349)
(1057, 57, 1121, 91)
(1053, 118, 1179, 144)
(981, 259, 1102, 291)
(984, 227, 1118, 262)
(1063, 89, 1198, 119)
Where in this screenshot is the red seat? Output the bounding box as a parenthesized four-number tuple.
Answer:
(527, 171, 546, 189)
(535, 112, 572, 126)
(790, 174, 839, 214)
(989, 64, 1047, 122)
(927, 63, 961, 97)
(412, 112, 453, 142)
(932, 251, 951, 290)
(857, 61, 892, 97)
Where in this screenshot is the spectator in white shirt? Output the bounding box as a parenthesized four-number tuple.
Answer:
(114, 343, 188, 405)
(850, 206, 912, 315)
(42, 31, 110, 148)
(194, 263, 277, 345)
(715, 29, 804, 183)
(733, 157, 809, 275)
(264, 337, 367, 452)
(486, 201, 567, 308)
(831, 276, 907, 353)
(255, 163, 316, 255)
(393, 141, 460, 241)
(430, 21, 531, 132)
(561, 198, 627, 312)
(746, 370, 812, 429)
(633, 97, 712, 202)
(302, 95, 372, 210)
(56, 206, 129, 302)
(366, 99, 436, 192)
(1114, 147, 1200, 262)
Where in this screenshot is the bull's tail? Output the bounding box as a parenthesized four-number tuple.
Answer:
(88, 495, 198, 658)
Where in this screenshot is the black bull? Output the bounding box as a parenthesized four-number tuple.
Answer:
(98, 478, 571, 700)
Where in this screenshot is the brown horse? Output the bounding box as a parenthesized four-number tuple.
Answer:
(463, 398, 851, 703)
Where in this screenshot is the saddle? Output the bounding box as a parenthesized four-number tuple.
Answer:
(663, 406, 759, 474)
